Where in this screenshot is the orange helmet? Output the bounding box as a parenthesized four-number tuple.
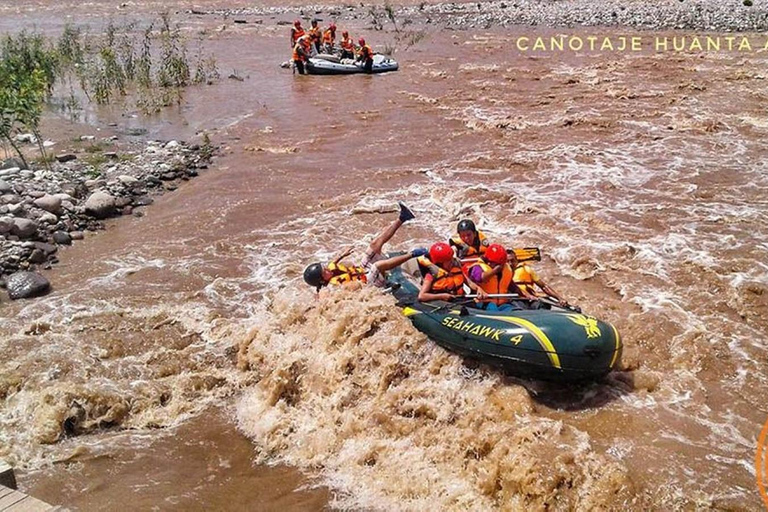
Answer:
(485, 244, 507, 265)
(358, 37, 365, 45)
(294, 19, 302, 27)
(429, 242, 453, 264)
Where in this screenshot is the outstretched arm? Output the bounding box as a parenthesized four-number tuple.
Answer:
(332, 246, 354, 264)
(536, 278, 568, 306)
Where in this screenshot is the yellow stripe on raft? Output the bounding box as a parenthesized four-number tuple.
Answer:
(610, 323, 621, 369)
(476, 314, 561, 369)
(402, 307, 420, 317)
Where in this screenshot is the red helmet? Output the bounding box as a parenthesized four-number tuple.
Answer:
(342, 30, 349, 37)
(294, 19, 302, 27)
(485, 244, 507, 265)
(358, 37, 365, 45)
(330, 23, 336, 30)
(429, 242, 453, 264)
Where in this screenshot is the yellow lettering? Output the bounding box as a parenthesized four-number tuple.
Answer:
(516, 37, 529, 51)
(587, 36, 598, 51)
(469, 324, 482, 335)
(600, 37, 614, 52)
(446, 317, 458, 328)
(510, 335, 523, 345)
(739, 37, 752, 51)
(550, 35, 564, 51)
(462, 321, 473, 332)
(492, 329, 502, 341)
(725, 36, 735, 51)
(533, 37, 546, 51)
(442, 317, 451, 326)
(631, 37, 642, 51)
(689, 37, 702, 51)
(673, 37, 685, 52)
(655, 37, 668, 51)
(569, 36, 583, 51)
(478, 326, 494, 338)
(616, 36, 626, 51)
(706, 36, 720, 51)
(763, 37, 768, 50)
(453, 320, 463, 331)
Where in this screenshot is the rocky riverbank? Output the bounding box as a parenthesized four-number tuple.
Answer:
(0, 138, 213, 300)
(202, 0, 767, 33)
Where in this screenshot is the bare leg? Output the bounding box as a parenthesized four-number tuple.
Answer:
(367, 218, 403, 257)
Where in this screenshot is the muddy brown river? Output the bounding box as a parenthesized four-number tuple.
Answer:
(1, 0, 767, 510)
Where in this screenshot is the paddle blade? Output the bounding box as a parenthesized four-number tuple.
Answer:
(510, 247, 541, 262)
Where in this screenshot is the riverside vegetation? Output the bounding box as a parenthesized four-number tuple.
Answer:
(0, 15, 219, 298)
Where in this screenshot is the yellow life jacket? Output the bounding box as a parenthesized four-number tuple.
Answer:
(417, 256, 465, 296)
(327, 262, 367, 286)
(450, 230, 489, 258)
(513, 263, 539, 296)
(472, 260, 514, 305)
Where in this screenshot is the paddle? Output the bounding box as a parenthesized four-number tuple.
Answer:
(461, 293, 582, 313)
(460, 247, 541, 264)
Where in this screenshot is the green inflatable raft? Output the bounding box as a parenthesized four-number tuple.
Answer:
(387, 263, 622, 382)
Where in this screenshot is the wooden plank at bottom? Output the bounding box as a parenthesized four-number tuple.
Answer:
(0, 488, 14, 501)
(0, 490, 27, 510)
(4, 495, 54, 512)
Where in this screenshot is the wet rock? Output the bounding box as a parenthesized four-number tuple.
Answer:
(0, 216, 13, 235)
(1, 158, 23, 170)
(55, 153, 77, 163)
(34, 194, 63, 215)
(5, 271, 50, 299)
(28, 248, 46, 264)
(84, 191, 117, 219)
(52, 231, 72, 245)
(34, 242, 57, 255)
(11, 218, 37, 239)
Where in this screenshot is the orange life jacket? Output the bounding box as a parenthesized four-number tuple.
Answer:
(513, 263, 539, 296)
(417, 256, 465, 296)
(340, 36, 354, 52)
(322, 28, 335, 45)
(359, 44, 373, 60)
(292, 38, 310, 62)
(309, 26, 322, 43)
(450, 230, 489, 258)
(291, 27, 306, 46)
(327, 262, 368, 286)
(472, 260, 514, 305)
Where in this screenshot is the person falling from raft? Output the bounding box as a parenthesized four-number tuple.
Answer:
(356, 37, 374, 74)
(303, 202, 427, 291)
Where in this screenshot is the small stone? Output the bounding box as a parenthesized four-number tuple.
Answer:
(28, 248, 46, 264)
(70, 231, 84, 240)
(0, 216, 13, 234)
(38, 212, 58, 224)
(55, 153, 77, 163)
(118, 175, 139, 185)
(165, 140, 181, 149)
(52, 231, 72, 245)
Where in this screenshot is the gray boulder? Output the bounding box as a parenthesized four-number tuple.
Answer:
(11, 218, 37, 238)
(5, 271, 51, 300)
(0, 216, 13, 234)
(34, 194, 63, 215)
(0, 180, 11, 194)
(84, 191, 116, 219)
